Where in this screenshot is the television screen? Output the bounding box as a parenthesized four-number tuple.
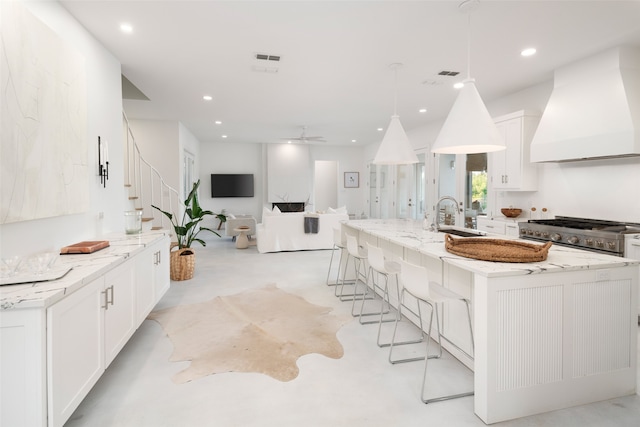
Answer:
(210, 174, 254, 198)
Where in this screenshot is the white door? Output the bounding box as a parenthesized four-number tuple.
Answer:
(183, 150, 195, 200)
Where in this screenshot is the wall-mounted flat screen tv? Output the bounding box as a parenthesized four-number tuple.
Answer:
(210, 174, 254, 198)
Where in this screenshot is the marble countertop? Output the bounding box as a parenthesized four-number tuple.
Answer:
(345, 219, 640, 278)
(0, 231, 169, 311)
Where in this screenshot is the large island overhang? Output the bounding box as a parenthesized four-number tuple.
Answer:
(343, 219, 639, 424)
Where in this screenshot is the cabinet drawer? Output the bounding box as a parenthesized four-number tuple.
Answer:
(477, 219, 506, 235)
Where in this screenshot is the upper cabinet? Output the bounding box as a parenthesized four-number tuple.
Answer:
(490, 110, 540, 191)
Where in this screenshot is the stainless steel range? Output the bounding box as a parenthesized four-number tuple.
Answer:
(519, 216, 640, 257)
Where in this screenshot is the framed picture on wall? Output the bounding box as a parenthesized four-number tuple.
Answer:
(344, 172, 359, 188)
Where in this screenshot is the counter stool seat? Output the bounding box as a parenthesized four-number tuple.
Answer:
(326, 228, 346, 287)
(336, 234, 370, 302)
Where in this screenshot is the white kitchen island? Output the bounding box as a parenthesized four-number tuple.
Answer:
(343, 219, 639, 424)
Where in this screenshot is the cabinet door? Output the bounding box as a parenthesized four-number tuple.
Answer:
(135, 247, 155, 324)
(491, 122, 508, 188)
(47, 277, 104, 427)
(502, 118, 523, 189)
(154, 236, 170, 303)
(104, 262, 136, 367)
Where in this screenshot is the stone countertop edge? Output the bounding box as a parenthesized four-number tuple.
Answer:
(0, 230, 170, 311)
(344, 219, 640, 278)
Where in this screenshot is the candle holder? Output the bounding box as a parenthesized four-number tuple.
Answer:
(98, 136, 109, 187)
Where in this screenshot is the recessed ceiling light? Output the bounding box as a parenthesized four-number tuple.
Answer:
(221, 135, 227, 139)
(521, 47, 537, 57)
(214, 120, 222, 125)
(453, 82, 464, 89)
(351, 139, 356, 143)
(287, 140, 292, 144)
(377, 128, 383, 132)
(120, 23, 133, 33)
(203, 95, 213, 101)
(419, 108, 427, 113)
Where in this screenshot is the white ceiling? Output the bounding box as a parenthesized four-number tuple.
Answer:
(60, 0, 640, 147)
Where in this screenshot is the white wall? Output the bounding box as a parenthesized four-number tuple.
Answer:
(0, 0, 124, 258)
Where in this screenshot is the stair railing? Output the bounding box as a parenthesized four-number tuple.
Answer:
(123, 112, 180, 235)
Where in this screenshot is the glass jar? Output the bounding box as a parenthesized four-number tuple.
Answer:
(124, 211, 142, 234)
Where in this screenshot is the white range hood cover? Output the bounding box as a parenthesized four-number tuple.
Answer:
(530, 47, 640, 162)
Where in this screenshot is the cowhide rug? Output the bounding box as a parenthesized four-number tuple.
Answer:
(148, 284, 351, 383)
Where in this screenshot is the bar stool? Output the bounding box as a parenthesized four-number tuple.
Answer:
(355, 243, 419, 348)
(390, 259, 474, 404)
(336, 234, 369, 302)
(326, 228, 345, 287)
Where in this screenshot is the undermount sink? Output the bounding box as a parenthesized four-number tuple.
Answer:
(438, 227, 486, 238)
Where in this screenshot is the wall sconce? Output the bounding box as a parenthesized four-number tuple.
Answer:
(98, 136, 109, 188)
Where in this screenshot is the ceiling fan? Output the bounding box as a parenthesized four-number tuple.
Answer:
(281, 126, 326, 143)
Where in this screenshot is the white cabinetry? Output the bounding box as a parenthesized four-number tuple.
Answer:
(47, 261, 136, 427)
(505, 223, 519, 237)
(0, 233, 170, 427)
(490, 110, 540, 191)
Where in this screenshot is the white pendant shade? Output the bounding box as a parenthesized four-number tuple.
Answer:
(431, 79, 505, 154)
(373, 115, 419, 164)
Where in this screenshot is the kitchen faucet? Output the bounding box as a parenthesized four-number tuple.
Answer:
(433, 196, 460, 231)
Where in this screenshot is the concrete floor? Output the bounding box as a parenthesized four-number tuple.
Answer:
(66, 236, 640, 427)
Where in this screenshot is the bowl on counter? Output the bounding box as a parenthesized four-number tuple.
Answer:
(501, 208, 523, 218)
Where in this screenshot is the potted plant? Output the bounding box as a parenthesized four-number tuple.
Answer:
(152, 179, 220, 280)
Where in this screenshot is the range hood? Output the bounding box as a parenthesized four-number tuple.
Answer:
(530, 47, 640, 162)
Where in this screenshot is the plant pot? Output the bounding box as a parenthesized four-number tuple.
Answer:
(170, 244, 195, 281)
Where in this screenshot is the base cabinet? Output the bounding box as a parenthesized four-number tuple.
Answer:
(1, 234, 170, 427)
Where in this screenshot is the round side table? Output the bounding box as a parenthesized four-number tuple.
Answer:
(234, 226, 251, 249)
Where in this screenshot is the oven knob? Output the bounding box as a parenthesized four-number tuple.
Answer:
(520, 228, 527, 235)
(551, 233, 562, 241)
(567, 236, 579, 244)
(541, 232, 549, 238)
(585, 239, 594, 246)
(596, 240, 604, 248)
(534, 231, 541, 237)
(527, 229, 534, 236)
(607, 242, 616, 249)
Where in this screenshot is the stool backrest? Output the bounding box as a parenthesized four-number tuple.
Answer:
(333, 228, 343, 246)
(398, 259, 431, 301)
(366, 243, 386, 273)
(346, 234, 360, 257)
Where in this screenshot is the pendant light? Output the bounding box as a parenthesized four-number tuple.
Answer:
(373, 63, 419, 164)
(431, 0, 504, 154)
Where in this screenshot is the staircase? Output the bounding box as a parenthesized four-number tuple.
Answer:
(122, 112, 179, 237)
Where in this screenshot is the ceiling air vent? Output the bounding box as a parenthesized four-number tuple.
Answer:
(437, 70, 460, 76)
(255, 53, 281, 62)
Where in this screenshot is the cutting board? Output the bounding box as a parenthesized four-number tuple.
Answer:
(60, 240, 110, 254)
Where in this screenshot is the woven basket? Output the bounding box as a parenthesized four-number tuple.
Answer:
(444, 234, 552, 263)
(170, 243, 195, 281)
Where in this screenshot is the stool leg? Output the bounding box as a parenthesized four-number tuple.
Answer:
(326, 244, 339, 286)
(377, 274, 417, 347)
(420, 300, 474, 404)
(389, 289, 426, 364)
(355, 269, 394, 324)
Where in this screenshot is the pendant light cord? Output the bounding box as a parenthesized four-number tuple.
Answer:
(466, 10, 471, 80)
(393, 64, 399, 115)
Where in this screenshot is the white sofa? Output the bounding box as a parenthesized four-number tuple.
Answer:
(256, 212, 349, 253)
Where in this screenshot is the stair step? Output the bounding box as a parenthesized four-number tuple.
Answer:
(128, 196, 138, 200)
(142, 217, 154, 222)
(124, 184, 132, 188)
(151, 226, 164, 230)
(135, 208, 144, 211)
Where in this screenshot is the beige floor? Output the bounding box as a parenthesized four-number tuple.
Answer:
(66, 236, 640, 427)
